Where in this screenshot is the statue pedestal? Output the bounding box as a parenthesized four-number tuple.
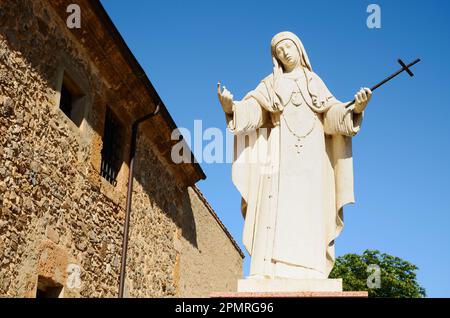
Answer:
(210, 291, 368, 298)
(237, 278, 343, 293)
(210, 278, 368, 298)
(210, 278, 368, 297)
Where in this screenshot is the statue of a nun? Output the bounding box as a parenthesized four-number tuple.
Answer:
(217, 31, 372, 280)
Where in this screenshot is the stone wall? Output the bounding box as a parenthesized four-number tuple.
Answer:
(0, 0, 126, 297)
(0, 0, 243, 298)
(124, 133, 183, 297)
(177, 187, 243, 297)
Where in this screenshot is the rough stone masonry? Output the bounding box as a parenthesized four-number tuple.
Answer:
(0, 0, 243, 297)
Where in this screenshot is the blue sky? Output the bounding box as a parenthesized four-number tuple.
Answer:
(100, 0, 450, 297)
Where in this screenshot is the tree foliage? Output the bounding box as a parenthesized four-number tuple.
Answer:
(329, 250, 426, 298)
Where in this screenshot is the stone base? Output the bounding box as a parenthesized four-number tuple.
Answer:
(210, 291, 368, 298)
(237, 278, 343, 293)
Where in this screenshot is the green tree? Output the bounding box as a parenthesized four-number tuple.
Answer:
(329, 250, 426, 298)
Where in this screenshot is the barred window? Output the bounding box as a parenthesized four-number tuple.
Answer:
(101, 107, 124, 186)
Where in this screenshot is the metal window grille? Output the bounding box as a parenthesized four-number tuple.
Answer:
(101, 108, 123, 186)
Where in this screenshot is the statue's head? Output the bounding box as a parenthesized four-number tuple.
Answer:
(271, 31, 312, 72)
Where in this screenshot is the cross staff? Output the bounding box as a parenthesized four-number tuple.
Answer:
(346, 58, 421, 108)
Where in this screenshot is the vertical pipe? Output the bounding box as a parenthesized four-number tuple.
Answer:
(118, 125, 137, 298)
(118, 105, 159, 298)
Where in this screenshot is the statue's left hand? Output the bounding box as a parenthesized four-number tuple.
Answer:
(353, 87, 372, 114)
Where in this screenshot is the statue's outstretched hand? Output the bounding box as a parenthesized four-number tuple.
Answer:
(353, 87, 372, 114)
(217, 82, 234, 114)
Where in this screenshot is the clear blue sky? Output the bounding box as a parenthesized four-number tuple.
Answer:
(100, 0, 450, 297)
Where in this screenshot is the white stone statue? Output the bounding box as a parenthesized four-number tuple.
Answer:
(217, 31, 372, 291)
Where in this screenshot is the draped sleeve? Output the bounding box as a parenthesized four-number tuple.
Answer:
(309, 72, 364, 136)
(324, 104, 364, 137)
(226, 81, 273, 135)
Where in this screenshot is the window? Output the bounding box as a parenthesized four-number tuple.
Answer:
(35, 276, 63, 298)
(58, 73, 85, 127)
(100, 107, 124, 186)
(60, 83, 73, 118)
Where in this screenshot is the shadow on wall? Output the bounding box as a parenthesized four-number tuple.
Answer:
(134, 132, 198, 249)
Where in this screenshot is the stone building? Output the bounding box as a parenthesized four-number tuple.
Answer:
(0, 0, 243, 297)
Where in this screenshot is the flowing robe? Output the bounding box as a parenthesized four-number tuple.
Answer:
(226, 70, 363, 279)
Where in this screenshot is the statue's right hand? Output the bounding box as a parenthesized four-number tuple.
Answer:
(217, 82, 234, 115)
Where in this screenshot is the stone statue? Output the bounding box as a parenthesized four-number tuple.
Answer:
(217, 31, 372, 291)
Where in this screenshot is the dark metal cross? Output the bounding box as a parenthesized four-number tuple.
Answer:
(345, 58, 421, 108)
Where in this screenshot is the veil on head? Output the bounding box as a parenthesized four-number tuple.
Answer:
(271, 31, 312, 72)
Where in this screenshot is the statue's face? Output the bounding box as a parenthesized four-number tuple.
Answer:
(275, 39, 300, 70)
